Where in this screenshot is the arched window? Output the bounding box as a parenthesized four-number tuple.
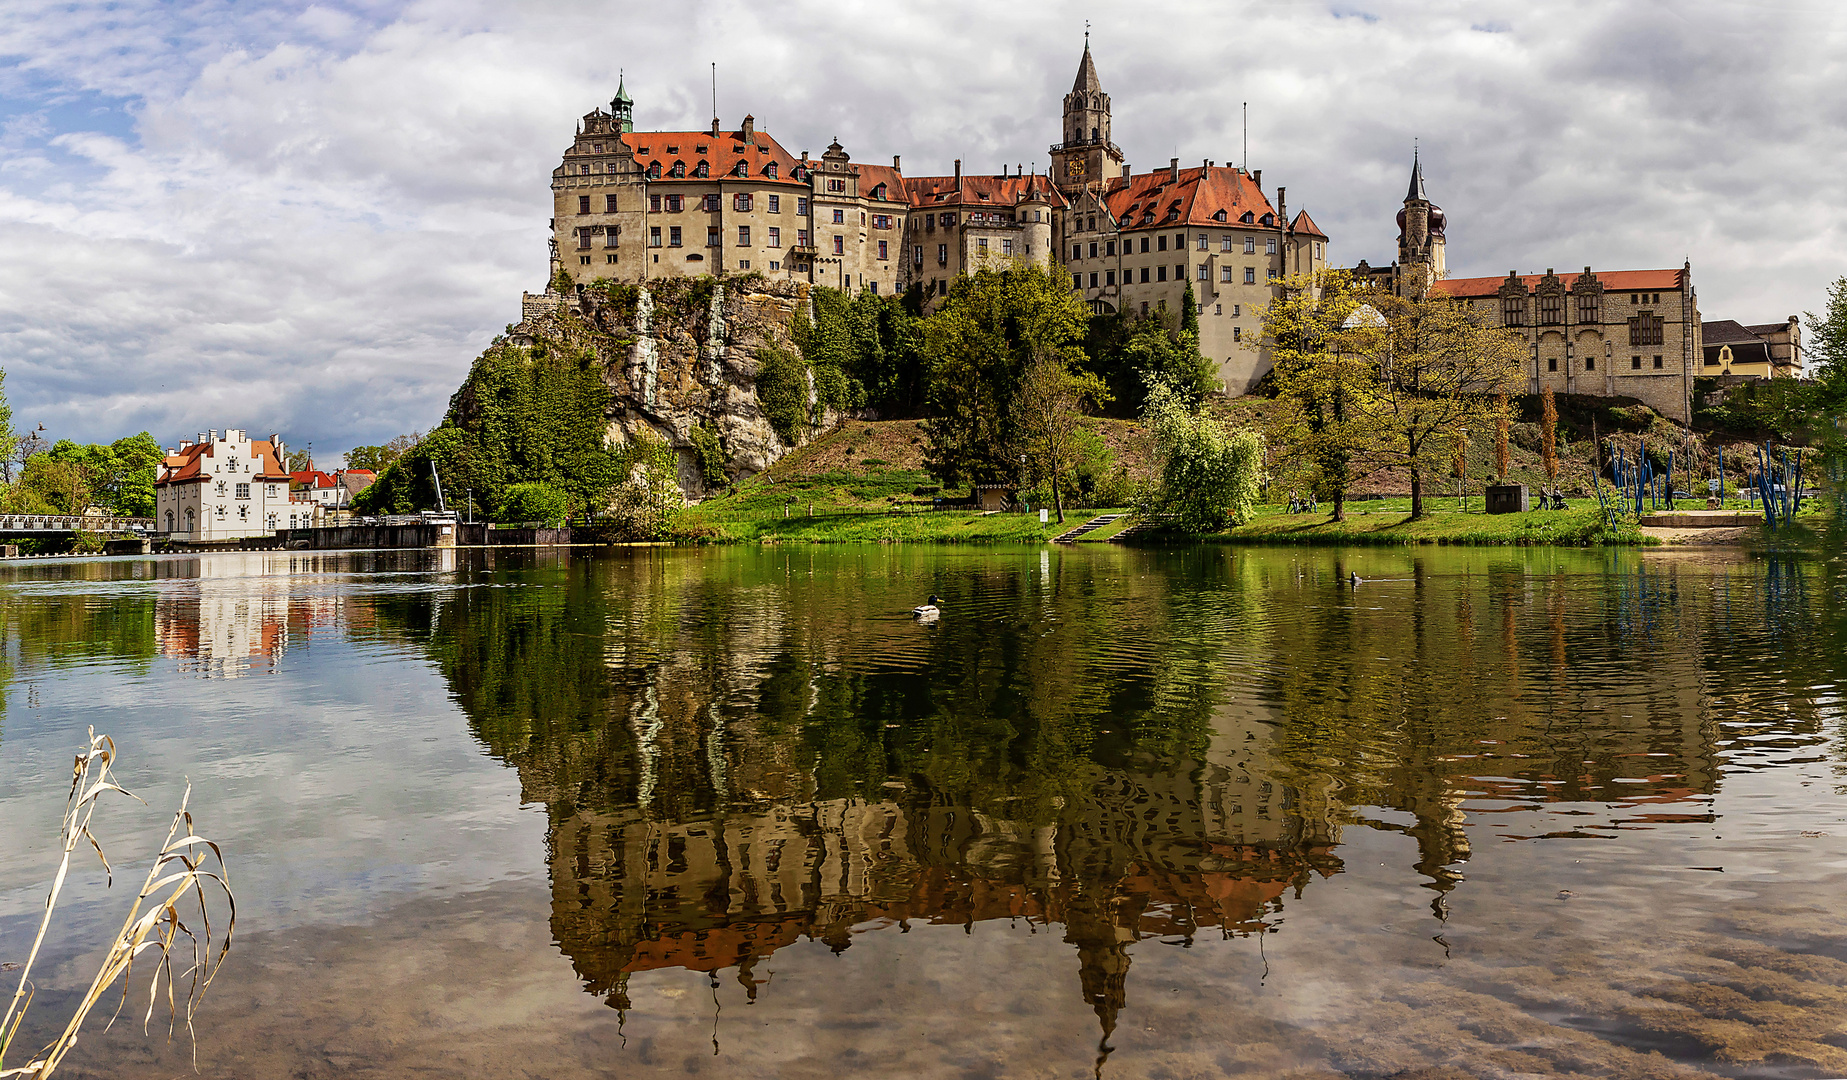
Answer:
(1090, 126, 1098, 140)
(165, 510, 174, 532)
(184, 508, 194, 533)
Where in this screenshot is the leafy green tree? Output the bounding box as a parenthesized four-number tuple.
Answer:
(1141, 377, 1264, 532)
(496, 481, 571, 526)
(0, 369, 17, 484)
(792, 287, 928, 418)
(286, 448, 314, 472)
(1015, 352, 1110, 523)
(920, 264, 1088, 488)
(346, 433, 420, 473)
(608, 431, 683, 540)
(1263, 271, 1377, 521)
(753, 345, 809, 447)
(1085, 288, 1218, 416)
(28, 433, 162, 516)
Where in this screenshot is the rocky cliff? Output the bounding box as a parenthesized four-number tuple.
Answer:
(508, 276, 825, 498)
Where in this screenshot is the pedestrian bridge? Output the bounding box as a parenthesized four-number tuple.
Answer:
(0, 515, 155, 535)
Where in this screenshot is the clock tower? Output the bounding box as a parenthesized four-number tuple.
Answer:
(1051, 37, 1124, 197)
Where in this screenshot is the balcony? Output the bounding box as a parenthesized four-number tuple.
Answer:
(1048, 136, 1122, 157)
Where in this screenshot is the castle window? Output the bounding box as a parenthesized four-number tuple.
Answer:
(605, 194, 618, 213)
(1089, 272, 1098, 288)
(1539, 292, 1563, 325)
(1548, 358, 1557, 372)
(797, 197, 809, 215)
(577, 229, 591, 249)
(1157, 265, 1167, 282)
(737, 225, 750, 245)
(1197, 233, 1208, 250)
(874, 184, 887, 199)
(1245, 267, 1256, 284)
(1088, 242, 1098, 259)
(704, 194, 719, 212)
(707, 227, 720, 246)
(1141, 302, 1149, 315)
(1197, 264, 1208, 281)
(667, 195, 683, 212)
(768, 194, 780, 213)
(879, 240, 889, 259)
(833, 208, 845, 224)
(940, 212, 955, 227)
(1088, 215, 1096, 230)
(1628, 314, 1663, 346)
(798, 229, 809, 246)
(650, 194, 661, 212)
(734, 161, 748, 177)
(1261, 214, 1274, 225)
(924, 215, 934, 232)
(650, 227, 662, 246)
(1090, 126, 1098, 140)
(1106, 270, 1116, 286)
(1175, 232, 1185, 248)
(1653, 355, 1664, 368)
(605, 228, 619, 248)
(1221, 266, 1233, 283)
(833, 236, 844, 254)
(1157, 235, 1167, 251)
(1072, 243, 1082, 260)
(1577, 292, 1600, 324)
(1073, 273, 1083, 289)
(978, 238, 988, 253)
(1221, 235, 1233, 251)
(734, 193, 752, 211)
(912, 244, 922, 265)
(1234, 327, 1242, 342)
(1267, 237, 1277, 254)
(872, 214, 892, 229)
(1141, 267, 1150, 283)
(1585, 356, 1595, 370)
(578, 196, 591, 214)
(593, 144, 603, 153)
(1141, 212, 1154, 224)
(1215, 303, 1222, 314)
(669, 226, 682, 246)
(1632, 356, 1642, 369)
(769, 227, 781, 247)
(580, 164, 590, 175)
(938, 244, 947, 263)
(1502, 295, 1526, 326)
(827, 178, 846, 193)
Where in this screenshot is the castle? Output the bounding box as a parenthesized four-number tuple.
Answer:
(1356, 151, 1702, 424)
(548, 43, 1329, 393)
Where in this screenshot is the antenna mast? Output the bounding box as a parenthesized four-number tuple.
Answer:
(1243, 102, 1248, 172)
(711, 62, 717, 126)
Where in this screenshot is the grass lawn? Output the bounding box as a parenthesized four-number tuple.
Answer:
(1184, 500, 1648, 546)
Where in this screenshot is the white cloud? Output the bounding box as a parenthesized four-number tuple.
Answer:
(0, 0, 1842, 458)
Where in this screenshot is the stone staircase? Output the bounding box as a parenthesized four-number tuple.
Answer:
(1050, 513, 1125, 544)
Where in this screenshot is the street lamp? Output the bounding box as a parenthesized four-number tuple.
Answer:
(1018, 454, 1027, 512)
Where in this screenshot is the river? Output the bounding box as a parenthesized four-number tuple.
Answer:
(0, 544, 1843, 1079)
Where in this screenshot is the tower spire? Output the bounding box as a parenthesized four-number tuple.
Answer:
(1405, 144, 1427, 202)
(611, 70, 633, 132)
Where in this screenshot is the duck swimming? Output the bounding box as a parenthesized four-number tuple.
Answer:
(912, 595, 942, 619)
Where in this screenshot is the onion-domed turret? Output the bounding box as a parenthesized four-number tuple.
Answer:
(1427, 204, 1446, 238)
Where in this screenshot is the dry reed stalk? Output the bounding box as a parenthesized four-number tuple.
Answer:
(0, 730, 233, 1079)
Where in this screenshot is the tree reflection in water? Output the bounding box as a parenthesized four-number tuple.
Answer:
(352, 543, 1842, 1065)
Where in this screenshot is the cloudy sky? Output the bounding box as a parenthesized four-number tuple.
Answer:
(1, 0, 1841, 462)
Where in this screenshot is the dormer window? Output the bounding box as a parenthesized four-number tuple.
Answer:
(1241, 212, 1254, 223)
(1213, 209, 1227, 221)
(733, 161, 748, 177)
(873, 183, 886, 199)
(696, 144, 708, 153)
(666, 145, 680, 155)
(648, 162, 661, 179)
(1260, 213, 1274, 225)
(637, 146, 650, 154)
(694, 161, 709, 177)
(670, 161, 686, 177)
(765, 162, 778, 179)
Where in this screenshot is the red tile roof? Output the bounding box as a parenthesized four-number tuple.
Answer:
(1435, 267, 1687, 298)
(291, 470, 338, 489)
(851, 163, 910, 204)
(902, 173, 1068, 210)
(1099, 166, 1279, 233)
(1290, 209, 1326, 238)
(158, 439, 288, 485)
(618, 128, 806, 187)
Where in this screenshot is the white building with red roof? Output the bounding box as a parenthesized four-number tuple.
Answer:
(155, 429, 292, 540)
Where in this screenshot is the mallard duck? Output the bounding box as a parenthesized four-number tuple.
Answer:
(912, 595, 941, 619)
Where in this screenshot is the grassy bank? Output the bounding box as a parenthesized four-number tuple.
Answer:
(1172, 500, 1648, 547)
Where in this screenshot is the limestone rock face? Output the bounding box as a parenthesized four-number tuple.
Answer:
(512, 278, 827, 498)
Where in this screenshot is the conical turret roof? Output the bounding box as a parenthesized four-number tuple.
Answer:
(1072, 42, 1101, 94)
(613, 73, 632, 106)
(1405, 149, 1428, 202)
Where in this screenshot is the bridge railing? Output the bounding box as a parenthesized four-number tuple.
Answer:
(0, 515, 156, 533)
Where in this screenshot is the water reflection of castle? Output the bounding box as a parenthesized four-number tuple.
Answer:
(542, 703, 1344, 1044)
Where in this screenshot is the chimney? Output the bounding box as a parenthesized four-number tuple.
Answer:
(741, 114, 755, 142)
(893, 155, 901, 171)
(710, 117, 720, 138)
(196, 433, 206, 446)
(1253, 169, 1262, 190)
(1123, 164, 1131, 179)
(1278, 186, 1287, 226)
(208, 429, 217, 442)
(1203, 158, 1210, 171)
(1169, 157, 1179, 183)
(954, 159, 962, 185)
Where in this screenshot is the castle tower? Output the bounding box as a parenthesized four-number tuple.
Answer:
(609, 73, 633, 133)
(1051, 36, 1124, 196)
(1394, 150, 1447, 296)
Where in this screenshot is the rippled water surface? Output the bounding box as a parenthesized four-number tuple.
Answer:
(1, 544, 1845, 1079)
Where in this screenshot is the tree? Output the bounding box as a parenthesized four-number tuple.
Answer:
(1262, 270, 1379, 522)
(286, 448, 314, 473)
(1014, 351, 1110, 523)
(607, 431, 683, 540)
(497, 481, 571, 526)
(1348, 291, 1526, 519)
(920, 264, 1089, 488)
(1141, 376, 1264, 532)
(1541, 387, 1560, 482)
(345, 432, 422, 473)
(1805, 276, 1847, 460)
(1085, 289, 1219, 415)
(0, 369, 17, 484)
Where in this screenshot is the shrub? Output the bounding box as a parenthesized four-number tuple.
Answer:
(687, 423, 730, 488)
(496, 481, 570, 526)
(755, 345, 809, 446)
